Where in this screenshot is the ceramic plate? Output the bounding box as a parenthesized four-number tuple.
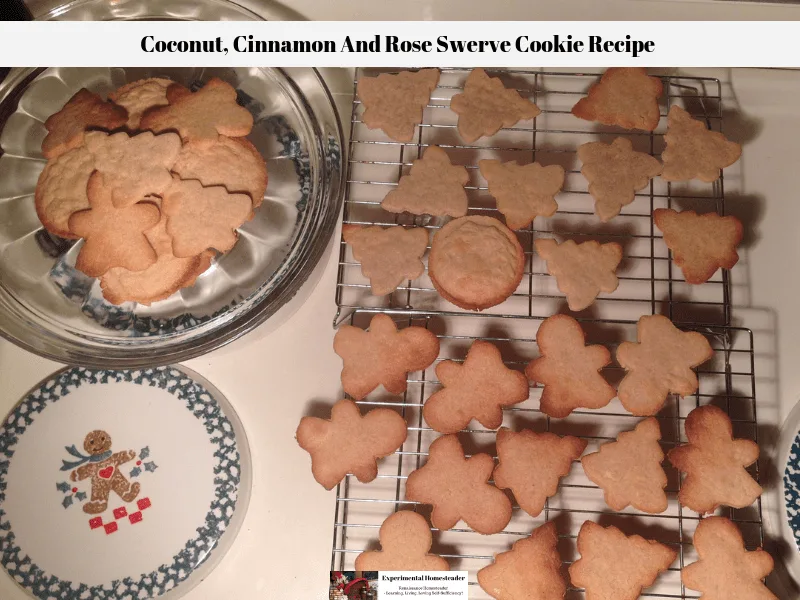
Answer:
(0, 366, 251, 599)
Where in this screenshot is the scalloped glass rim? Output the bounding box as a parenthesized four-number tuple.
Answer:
(0, 66, 345, 367)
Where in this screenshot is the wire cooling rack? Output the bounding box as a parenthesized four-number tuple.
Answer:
(335, 68, 732, 327)
(330, 69, 761, 599)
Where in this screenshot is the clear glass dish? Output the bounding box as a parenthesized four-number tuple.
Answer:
(0, 65, 344, 367)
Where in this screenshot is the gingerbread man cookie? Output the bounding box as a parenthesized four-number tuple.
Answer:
(423, 340, 529, 434)
(69, 171, 161, 277)
(296, 399, 407, 490)
(616, 315, 713, 416)
(333, 313, 439, 400)
(405, 434, 512, 534)
(667, 405, 761, 514)
(526, 314, 615, 418)
(682, 516, 776, 600)
(65, 430, 140, 515)
(355, 511, 449, 571)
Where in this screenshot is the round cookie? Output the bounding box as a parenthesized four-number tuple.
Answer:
(428, 215, 524, 310)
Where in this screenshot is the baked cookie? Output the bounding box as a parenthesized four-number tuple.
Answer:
(450, 68, 541, 143)
(535, 238, 623, 312)
(572, 68, 663, 131)
(478, 159, 564, 230)
(526, 314, 615, 418)
(381, 145, 469, 217)
(578, 137, 663, 222)
(429, 215, 525, 310)
(654, 208, 743, 284)
(41, 88, 127, 159)
(69, 172, 160, 277)
(405, 434, 512, 534)
(616, 315, 713, 416)
(333, 313, 439, 401)
(682, 516, 776, 600)
(661, 105, 741, 182)
(354, 511, 449, 571)
(581, 418, 669, 514)
(423, 340, 529, 433)
(100, 208, 214, 306)
(569, 521, 677, 600)
(477, 521, 565, 600)
(357, 69, 440, 142)
(84, 131, 182, 208)
(667, 405, 761, 514)
(342, 225, 428, 296)
(109, 77, 183, 129)
(296, 399, 407, 490)
(34, 145, 94, 238)
(161, 177, 253, 257)
(172, 136, 268, 209)
(493, 427, 587, 518)
(140, 77, 253, 143)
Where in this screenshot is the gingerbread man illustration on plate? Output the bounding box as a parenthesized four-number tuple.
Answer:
(61, 430, 140, 514)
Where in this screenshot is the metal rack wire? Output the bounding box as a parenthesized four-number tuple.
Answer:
(330, 70, 760, 599)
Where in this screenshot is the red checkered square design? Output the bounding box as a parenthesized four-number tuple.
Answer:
(113, 506, 127, 520)
(137, 497, 151, 511)
(89, 517, 103, 530)
(104, 521, 118, 535)
(129, 511, 143, 525)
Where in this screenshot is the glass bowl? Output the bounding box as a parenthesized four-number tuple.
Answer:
(0, 66, 344, 367)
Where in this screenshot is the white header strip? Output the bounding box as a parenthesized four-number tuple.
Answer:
(0, 21, 795, 67)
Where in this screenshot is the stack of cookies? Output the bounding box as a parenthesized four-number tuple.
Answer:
(299, 67, 770, 600)
(34, 77, 267, 306)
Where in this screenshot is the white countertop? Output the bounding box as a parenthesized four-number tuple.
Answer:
(8, 3, 800, 594)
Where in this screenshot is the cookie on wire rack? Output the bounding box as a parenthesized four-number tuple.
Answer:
(354, 511, 449, 571)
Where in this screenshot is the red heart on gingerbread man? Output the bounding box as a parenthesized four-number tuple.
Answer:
(98, 466, 114, 479)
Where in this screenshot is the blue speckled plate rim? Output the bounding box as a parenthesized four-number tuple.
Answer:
(0, 365, 251, 600)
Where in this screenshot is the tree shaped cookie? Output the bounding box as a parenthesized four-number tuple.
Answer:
(682, 516, 776, 600)
(654, 208, 743, 284)
(42, 88, 127, 159)
(162, 177, 253, 257)
(526, 314, 615, 418)
(100, 210, 214, 306)
(405, 434, 512, 534)
(296, 399, 407, 490)
(667, 405, 761, 514)
(572, 68, 663, 131)
(357, 69, 440, 142)
(333, 313, 439, 400)
(140, 77, 253, 143)
(450, 68, 541, 143)
(581, 418, 669, 514)
(477, 521, 565, 600)
(493, 427, 586, 518)
(172, 136, 268, 208)
(381, 145, 469, 217)
(569, 521, 677, 600)
(478, 160, 565, 230)
(355, 511, 449, 571)
(84, 131, 182, 207)
(661, 105, 741, 182)
(342, 225, 429, 296)
(535, 238, 623, 312)
(616, 315, 713, 416)
(68, 172, 160, 277)
(423, 340, 529, 434)
(578, 137, 663, 222)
